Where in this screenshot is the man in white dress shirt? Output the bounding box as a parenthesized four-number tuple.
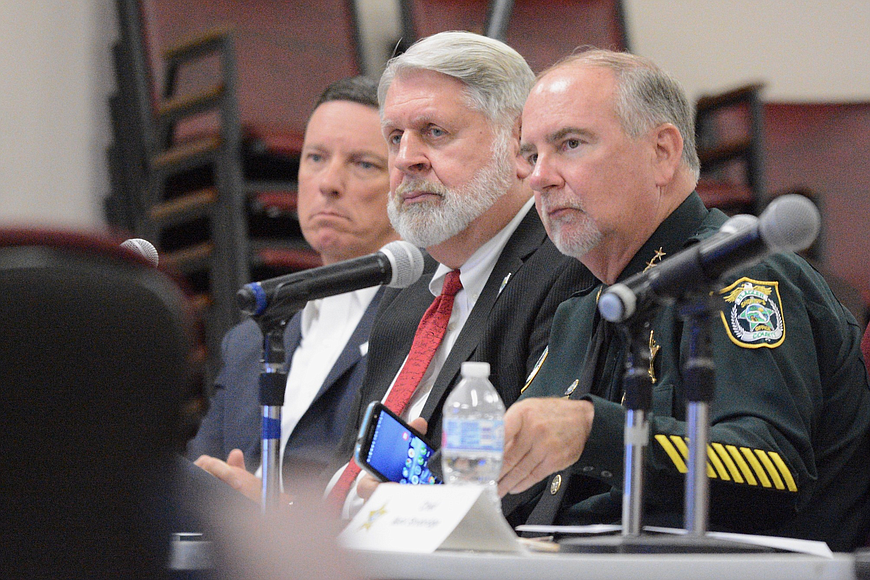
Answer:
(188, 76, 399, 497)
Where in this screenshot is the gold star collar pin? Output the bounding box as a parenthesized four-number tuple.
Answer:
(643, 247, 667, 272)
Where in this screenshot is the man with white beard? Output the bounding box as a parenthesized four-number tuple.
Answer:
(323, 31, 592, 519)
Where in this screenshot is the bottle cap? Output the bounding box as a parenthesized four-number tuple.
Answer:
(460, 361, 490, 378)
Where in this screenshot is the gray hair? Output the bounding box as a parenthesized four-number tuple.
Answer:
(545, 49, 700, 180)
(378, 31, 535, 133)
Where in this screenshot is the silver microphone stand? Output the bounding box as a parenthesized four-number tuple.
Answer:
(561, 292, 770, 553)
(251, 297, 305, 514)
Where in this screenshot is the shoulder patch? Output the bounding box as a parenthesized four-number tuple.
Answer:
(718, 277, 785, 349)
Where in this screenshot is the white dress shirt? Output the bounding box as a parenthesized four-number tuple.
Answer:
(328, 198, 535, 517)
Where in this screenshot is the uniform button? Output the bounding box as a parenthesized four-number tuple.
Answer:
(550, 474, 562, 494)
(601, 470, 613, 478)
(581, 465, 594, 472)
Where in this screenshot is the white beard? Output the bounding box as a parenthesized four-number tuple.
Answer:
(547, 212, 603, 259)
(388, 135, 514, 248)
(537, 192, 603, 259)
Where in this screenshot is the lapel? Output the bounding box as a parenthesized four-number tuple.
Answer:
(420, 208, 548, 419)
(283, 311, 303, 354)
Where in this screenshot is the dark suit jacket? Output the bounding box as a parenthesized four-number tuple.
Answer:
(326, 208, 595, 514)
(187, 289, 383, 484)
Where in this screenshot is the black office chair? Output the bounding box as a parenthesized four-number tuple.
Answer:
(0, 229, 204, 579)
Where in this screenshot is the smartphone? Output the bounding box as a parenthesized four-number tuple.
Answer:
(354, 401, 442, 485)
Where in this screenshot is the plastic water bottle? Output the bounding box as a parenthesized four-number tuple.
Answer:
(442, 361, 505, 509)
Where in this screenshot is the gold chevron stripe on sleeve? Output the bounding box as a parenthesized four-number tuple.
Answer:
(670, 435, 689, 459)
(656, 437, 796, 493)
(668, 435, 716, 476)
(740, 447, 772, 487)
(768, 452, 798, 492)
(754, 450, 785, 490)
(658, 435, 715, 477)
(726, 445, 758, 485)
(655, 434, 687, 473)
(754, 449, 785, 490)
(707, 445, 730, 481)
(712, 442, 744, 483)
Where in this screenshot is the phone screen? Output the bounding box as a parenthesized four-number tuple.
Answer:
(358, 404, 441, 485)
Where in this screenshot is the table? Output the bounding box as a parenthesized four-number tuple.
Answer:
(348, 549, 857, 580)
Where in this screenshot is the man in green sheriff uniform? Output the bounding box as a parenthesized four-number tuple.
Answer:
(498, 49, 870, 551)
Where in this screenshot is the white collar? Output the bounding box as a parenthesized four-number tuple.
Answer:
(428, 197, 534, 301)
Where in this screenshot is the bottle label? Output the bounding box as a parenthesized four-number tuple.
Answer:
(443, 419, 504, 453)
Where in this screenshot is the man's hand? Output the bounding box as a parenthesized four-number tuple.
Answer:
(356, 472, 382, 501)
(195, 449, 263, 502)
(498, 398, 594, 496)
(357, 416, 429, 501)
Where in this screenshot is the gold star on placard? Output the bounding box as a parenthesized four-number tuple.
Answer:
(359, 503, 388, 531)
(643, 247, 667, 272)
(648, 330, 661, 384)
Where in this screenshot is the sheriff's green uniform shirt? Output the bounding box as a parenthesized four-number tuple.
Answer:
(519, 193, 870, 551)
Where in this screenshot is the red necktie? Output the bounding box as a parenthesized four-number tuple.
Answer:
(326, 270, 463, 513)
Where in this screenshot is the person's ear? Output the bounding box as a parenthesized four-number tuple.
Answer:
(509, 117, 526, 180)
(651, 123, 684, 186)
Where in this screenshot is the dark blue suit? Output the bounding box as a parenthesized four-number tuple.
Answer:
(187, 289, 383, 484)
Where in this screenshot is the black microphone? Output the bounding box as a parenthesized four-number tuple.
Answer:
(237, 240, 425, 316)
(120, 238, 159, 267)
(598, 194, 821, 323)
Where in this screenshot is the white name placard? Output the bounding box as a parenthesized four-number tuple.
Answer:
(338, 484, 524, 554)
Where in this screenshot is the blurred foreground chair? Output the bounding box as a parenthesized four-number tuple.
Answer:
(0, 229, 204, 579)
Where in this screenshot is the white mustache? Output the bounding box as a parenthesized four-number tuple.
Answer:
(394, 179, 448, 200)
(540, 200, 585, 214)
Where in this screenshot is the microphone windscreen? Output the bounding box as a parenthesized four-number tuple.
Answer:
(380, 240, 424, 288)
(121, 238, 159, 267)
(758, 194, 820, 253)
(718, 214, 758, 236)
